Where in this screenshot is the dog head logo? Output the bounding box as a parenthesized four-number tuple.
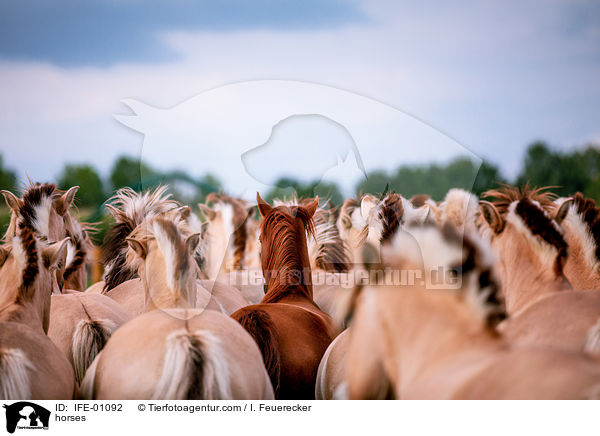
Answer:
(3, 402, 50, 433)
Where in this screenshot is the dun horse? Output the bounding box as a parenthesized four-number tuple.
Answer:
(0, 195, 74, 399)
(344, 222, 600, 399)
(80, 217, 273, 399)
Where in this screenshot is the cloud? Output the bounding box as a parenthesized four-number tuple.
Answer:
(0, 0, 598, 189)
(0, 0, 365, 67)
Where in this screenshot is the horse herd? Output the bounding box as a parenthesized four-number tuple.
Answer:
(1, 182, 600, 400)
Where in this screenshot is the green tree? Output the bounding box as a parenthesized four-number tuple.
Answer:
(109, 156, 159, 192)
(58, 164, 105, 208)
(265, 177, 343, 205)
(516, 142, 600, 199)
(0, 155, 17, 192)
(473, 161, 506, 195)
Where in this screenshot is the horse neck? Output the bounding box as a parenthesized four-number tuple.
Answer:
(0, 260, 50, 333)
(562, 219, 600, 290)
(493, 229, 569, 314)
(365, 285, 498, 394)
(206, 220, 230, 278)
(64, 270, 86, 292)
(262, 219, 314, 304)
(140, 249, 197, 312)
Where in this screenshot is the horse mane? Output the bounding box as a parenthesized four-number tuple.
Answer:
(205, 193, 251, 268)
(62, 221, 91, 282)
(16, 221, 39, 298)
(514, 199, 568, 275)
(338, 197, 360, 230)
(438, 222, 507, 330)
(312, 207, 351, 272)
(571, 192, 600, 263)
(376, 221, 506, 331)
(274, 196, 351, 272)
(483, 183, 557, 215)
(126, 216, 198, 307)
(260, 205, 315, 304)
(19, 183, 58, 235)
(379, 193, 404, 242)
(101, 186, 178, 291)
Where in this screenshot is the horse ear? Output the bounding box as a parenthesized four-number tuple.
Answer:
(177, 205, 192, 220)
(256, 193, 273, 217)
(1, 190, 22, 213)
(304, 196, 319, 218)
(185, 233, 201, 253)
(198, 204, 216, 221)
(554, 198, 573, 225)
(480, 201, 504, 234)
(42, 237, 70, 270)
(200, 221, 209, 239)
(126, 237, 147, 259)
(55, 186, 79, 216)
(0, 246, 9, 267)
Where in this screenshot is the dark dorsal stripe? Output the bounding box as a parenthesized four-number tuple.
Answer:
(441, 222, 506, 330)
(379, 193, 404, 243)
(63, 235, 86, 281)
(20, 183, 57, 231)
(572, 192, 600, 263)
(515, 199, 568, 275)
(17, 221, 39, 296)
(101, 221, 137, 292)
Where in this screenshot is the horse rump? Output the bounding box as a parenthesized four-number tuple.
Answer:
(232, 309, 281, 396)
(0, 348, 34, 400)
(153, 329, 231, 400)
(72, 319, 118, 385)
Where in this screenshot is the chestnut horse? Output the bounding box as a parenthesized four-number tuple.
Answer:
(231, 194, 341, 399)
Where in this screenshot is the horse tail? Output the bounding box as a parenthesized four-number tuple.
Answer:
(71, 318, 117, 384)
(0, 348, 35, 400)
(234, 309, 281, 396)
(77, 354, 100, 399)
(152, 329, 231, 400)
(584, 318, 600, 355)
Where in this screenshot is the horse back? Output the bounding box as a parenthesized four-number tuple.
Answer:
(232, 302, 339, 399)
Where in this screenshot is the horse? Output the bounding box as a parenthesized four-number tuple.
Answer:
(3, 183, 135, 386)
(344, 222, 600, 399)
(435, 188, 479, 234)
(199, 193, 257, 278)
(315, 328, 350, 399)
(554, 193, 600, 290)
(0, 207, 74, 399)
(479, 185, 569, 314)
(231, 194, 341, 399)
(479, 186, 600, 355)
(100, 186, 179, 292)
(80, 217, 272, 399)
(48, 293, 131, 385)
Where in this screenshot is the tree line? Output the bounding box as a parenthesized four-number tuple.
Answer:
(0, 141, 598, 241)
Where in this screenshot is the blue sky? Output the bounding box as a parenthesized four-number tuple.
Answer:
(0, 0, 365, 66)
(0, 0, 598, 192)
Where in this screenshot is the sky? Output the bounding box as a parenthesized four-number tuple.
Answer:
(0, 0, 598, 195)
